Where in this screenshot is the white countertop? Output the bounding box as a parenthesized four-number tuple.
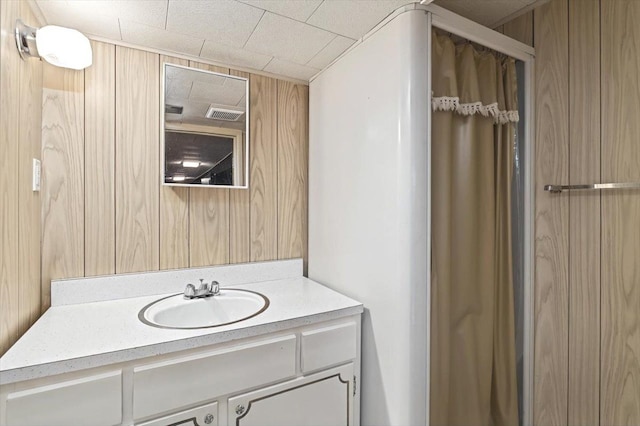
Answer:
(0, 261, 362, 385)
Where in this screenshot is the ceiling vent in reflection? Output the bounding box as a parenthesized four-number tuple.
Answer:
(205, 106, 244, 121)
(165, 104, 183, 114)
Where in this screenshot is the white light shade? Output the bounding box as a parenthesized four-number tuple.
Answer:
(172, 175, 185, 182)
(36, 25, 92, 70)
(182, 160, 200, 168)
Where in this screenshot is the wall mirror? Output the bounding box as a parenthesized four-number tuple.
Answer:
(162, 63, 249, 188)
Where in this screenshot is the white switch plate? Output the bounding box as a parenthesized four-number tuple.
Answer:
(32, 158, 41, 192)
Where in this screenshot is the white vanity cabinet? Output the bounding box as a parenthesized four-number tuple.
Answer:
(0, 316, 361, 426)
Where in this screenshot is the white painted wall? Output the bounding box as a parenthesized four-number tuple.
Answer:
(308, 10, 429, 426)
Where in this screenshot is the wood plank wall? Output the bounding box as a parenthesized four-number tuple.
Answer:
(38, 42, 309, 317)
(567, 1, 601, 423)
(0, 1, 43, 355)
(599, 2, 640, 423)
(503, 1, 640, 424)
(0, 37, 307, 356)
(534, 2, 571, 424)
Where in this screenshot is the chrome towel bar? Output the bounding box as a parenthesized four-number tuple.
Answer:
(544, 182, 640, 194)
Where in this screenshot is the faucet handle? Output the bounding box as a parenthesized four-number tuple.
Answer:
(184, 283, 196, 298)
(210, 280, 220, 295)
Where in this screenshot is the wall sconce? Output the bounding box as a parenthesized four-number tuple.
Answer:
(15, 19, 92, 70)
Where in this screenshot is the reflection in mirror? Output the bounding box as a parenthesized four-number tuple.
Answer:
(162, 63, 249, 188)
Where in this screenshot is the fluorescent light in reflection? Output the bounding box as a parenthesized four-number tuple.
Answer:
(182, 160, 200, 168)
(172, 175, 185, 182)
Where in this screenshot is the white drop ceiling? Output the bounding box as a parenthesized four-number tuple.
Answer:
(32, 0, 544, 82)
(33, 0, 418, 82)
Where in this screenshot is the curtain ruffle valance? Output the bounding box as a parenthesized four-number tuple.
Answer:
(431, 31, 519, 124)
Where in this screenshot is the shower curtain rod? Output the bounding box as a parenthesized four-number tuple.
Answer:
(544, 182, 640, 193)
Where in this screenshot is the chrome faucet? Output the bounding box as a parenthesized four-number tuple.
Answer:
(183, 279, 221, 299)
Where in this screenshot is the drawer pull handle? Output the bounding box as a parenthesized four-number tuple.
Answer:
(235, 404, 246, 415)
(204, 413, 214, 424)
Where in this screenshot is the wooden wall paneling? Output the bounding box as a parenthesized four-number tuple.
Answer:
(533, 0, 570, 424)
(188, 61, 231, 267)
(249, 74, 278, 262)
(276, 81, 308, 265)
(41, 64, 85, 310)
(115, 47, 160, 273)
(229, 70, 251, 264)
(0, 0, 22, 354)
(600, 1, 640, 423)
(567, 1, 601, 424)
(159, 56, 190, 270)
(17, 0, 43, 333)
(301, 85, 309, 273)
(85, 40, 115, 276)
(503, 11, 534, 47)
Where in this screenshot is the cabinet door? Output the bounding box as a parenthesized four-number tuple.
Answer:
(137, 401, 218, 426)
(228, 364, 354, 426)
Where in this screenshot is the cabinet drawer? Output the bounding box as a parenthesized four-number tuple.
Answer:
(6, 371, 122, 426)
(301, 322, 356, 373)
(133, 334, 296, 420)
(137, 401, 218, 426)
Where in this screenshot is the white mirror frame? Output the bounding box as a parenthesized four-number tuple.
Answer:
(161, 62, 250, 189)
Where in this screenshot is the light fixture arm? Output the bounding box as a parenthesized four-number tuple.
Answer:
(15, 19, 39, 60)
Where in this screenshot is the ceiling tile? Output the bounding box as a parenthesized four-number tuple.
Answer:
(165, 79, 193, 100)
(237, 0, 323, 22)
(166, 0, 264, 48)
(67, 0, 168, 28)
(263, 58, 320, 81)
(36, 0, 122, 40)
(434, 0, 531, 27)
(190, 80, 245, 105)
(307, 0, 412, 39)
(120, 20, 204, 56)
(200, 41, 273, 70)
(38, 0, 167, 28)
(245, 12, 335, 65)
(306, 35, 355, 69)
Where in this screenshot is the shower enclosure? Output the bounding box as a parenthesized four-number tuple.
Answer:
(308, 4, 534, 425)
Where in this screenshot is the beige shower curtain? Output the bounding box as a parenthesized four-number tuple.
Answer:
(430, 32, 520, 426)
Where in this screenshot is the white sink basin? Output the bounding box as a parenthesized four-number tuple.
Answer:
(139, 289, 269, 329)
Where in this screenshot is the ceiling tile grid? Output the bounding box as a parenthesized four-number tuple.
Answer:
(244, 12, 336, 64)
(238, 0, 323, 22)
(200, 40, 273, 70)
(306, 35, 356, 69)
(166, 0, 265, 48)
(120, 20, 205, 57)
(34, 0, 421, 81)
(264, 58, 321, 81)
(35, 0, 123, 40)
(307, 0, 410, 39)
